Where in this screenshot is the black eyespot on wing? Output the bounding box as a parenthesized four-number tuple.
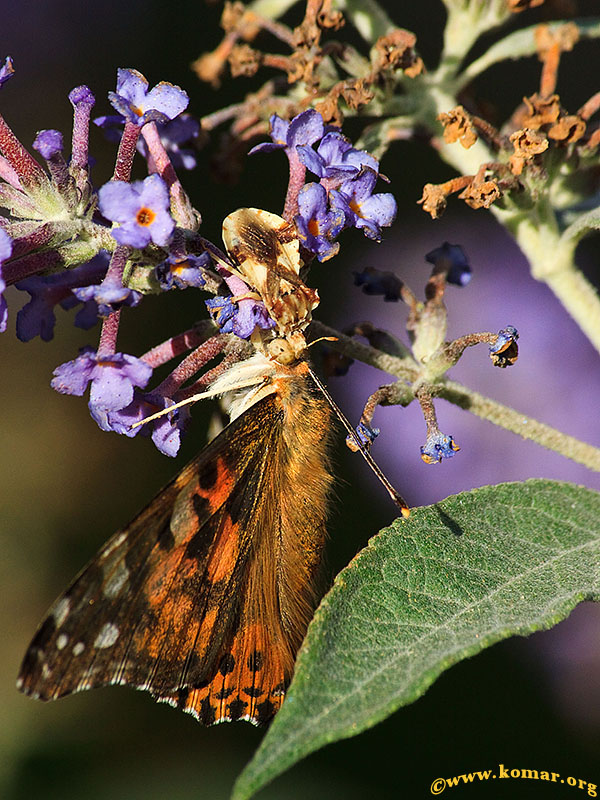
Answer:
(256, 698, 276, 726)
(228, 698, 248, 721)
(219, 653, 235, 675)
(199, 697, 216, 725)
(247, 650, 263, 672)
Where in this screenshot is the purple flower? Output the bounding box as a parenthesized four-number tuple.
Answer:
(330, 168, 397, 241)
(33, 130, 63, 160)
(0, 56, 14, 89)
(51, 346, 153, 412)
(353, 267, 403, 301)
(69, 85, 95, 108)
(90, 390, 188, 457)
(15, 255, 108, 341)
(421, 432, 460, 464)
(348, 421, 380, 451)
(0, 228, 13, 332)
(294, 182, 344, 261)
(249, 110, 325, 156)
(141, 114, 200, 171)
(93, 114, 126, 143)
(155, 252, 209, 290)
(98, 174, 175, 248)
(108, 68, 189, 126)
(205, 295, 275, 339)
(489, 326, 519, 368)
(426, 242, 472, 286)
(297, 132, 378, 182)
(73, 271, 142, 317)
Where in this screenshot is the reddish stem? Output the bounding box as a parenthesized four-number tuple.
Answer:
(97, 309, 121, 358)
(70, 89, 94, 172)
(95, 245, 129, 356)
(154, 336, 227, 397)
(112, 121, 141, 182)
(142, 122, 197, 229)
(0, 114, 47, 190)
(177, 353, 239, 399)
(1, 249, 64, 285)
(141, 322, 217, 368)
(282, 149, 306, 221)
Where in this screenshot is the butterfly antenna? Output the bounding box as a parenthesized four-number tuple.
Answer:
(306, 364, 410, 517)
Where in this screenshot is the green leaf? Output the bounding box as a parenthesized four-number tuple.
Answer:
(233, 480, 600, 800)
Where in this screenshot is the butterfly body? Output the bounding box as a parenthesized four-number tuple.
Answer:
(19, 207, 340, 725)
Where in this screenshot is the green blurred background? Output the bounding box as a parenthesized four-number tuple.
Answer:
(2, 1, 600, 798)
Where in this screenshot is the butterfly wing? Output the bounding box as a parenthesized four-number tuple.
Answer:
(223, 208, 320, 336)
(17, 392, 310, 725)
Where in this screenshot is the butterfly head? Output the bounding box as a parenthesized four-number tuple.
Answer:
(263, 329, 307, 366)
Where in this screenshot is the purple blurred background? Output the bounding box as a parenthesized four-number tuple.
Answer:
(2, 1, 600, 798)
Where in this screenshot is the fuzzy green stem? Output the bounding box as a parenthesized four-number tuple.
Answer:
(336, 0, 395, 43)
(438, 380, 600, 472)
(503, 207, 600, 354)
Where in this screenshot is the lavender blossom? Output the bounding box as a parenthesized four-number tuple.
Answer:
(108, 68, 189, 126)
(51, 347, 153, 413)
(98, 174, 175, 248)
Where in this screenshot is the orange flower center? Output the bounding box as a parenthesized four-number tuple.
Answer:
(136, 206, 156, 227)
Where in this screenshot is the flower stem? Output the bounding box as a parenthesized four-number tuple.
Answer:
(113, 121, 140, 182)
(438, 379, 600, 471)
(310, 320, 600, 472)
(97, 310, 121, 358)
(141, 122, 198, 230)
(0, 114, 47, 190)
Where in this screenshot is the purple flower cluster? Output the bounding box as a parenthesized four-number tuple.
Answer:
(16, 255, 108, 341)
(251, 110, 397, 261)
(0, 66, 401, 463)
(205, 294, 275, 340)
(0, 63, 207, 457)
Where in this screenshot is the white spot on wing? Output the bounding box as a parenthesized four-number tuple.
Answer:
(102, 560, 130, 598)
(94, 622, 119, 649)
(73, 642, 85, 656)
(53, 597, 71, 627)
(56, 633, 69, 650)
(102, 531, 127, 557)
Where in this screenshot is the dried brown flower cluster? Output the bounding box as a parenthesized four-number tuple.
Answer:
(420, 22, 599, 219)
(194, 0, 423, 176)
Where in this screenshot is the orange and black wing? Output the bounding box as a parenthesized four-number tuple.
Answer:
(17, 393, 304, 725)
